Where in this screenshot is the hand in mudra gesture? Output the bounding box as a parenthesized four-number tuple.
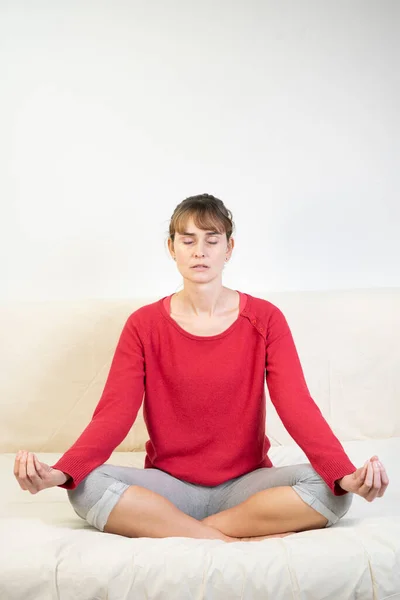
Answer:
(14, 450, 68, 494)
(338, 455, 389, 501)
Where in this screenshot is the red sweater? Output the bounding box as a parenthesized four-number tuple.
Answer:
(51, 291, 356, 496)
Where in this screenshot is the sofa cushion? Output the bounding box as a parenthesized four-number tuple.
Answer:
(2, 439, 400, 598)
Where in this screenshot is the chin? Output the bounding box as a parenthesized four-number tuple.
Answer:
(191, 271, 211, 276)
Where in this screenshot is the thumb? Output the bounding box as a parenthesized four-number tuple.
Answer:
(33, 454, 46, 478)
(358, 460, 369, 481)
(34, 455, 59, 488)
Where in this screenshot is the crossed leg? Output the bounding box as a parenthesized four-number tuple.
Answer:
(202, 485, 327, 540)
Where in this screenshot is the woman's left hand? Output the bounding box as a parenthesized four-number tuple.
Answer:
(338, 456, 389, 501)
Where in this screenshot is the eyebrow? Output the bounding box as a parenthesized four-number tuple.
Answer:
(179, 231, 221, 236)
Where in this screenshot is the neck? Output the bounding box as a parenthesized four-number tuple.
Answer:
(176, 286, 230, 317)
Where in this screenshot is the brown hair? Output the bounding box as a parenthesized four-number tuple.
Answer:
(168, 194, 235, 249)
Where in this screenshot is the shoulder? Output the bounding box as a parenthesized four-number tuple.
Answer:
(245, 292, 287, 322)
(244, 292, 291, 338)
(124, 298, 163, 330)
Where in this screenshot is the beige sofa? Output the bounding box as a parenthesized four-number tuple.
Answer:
(1, 288, 399, 599)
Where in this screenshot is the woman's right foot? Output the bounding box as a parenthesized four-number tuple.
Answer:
(227, 531, 297, 542)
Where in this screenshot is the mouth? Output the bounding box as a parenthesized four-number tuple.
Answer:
(191, 265, 209, 269)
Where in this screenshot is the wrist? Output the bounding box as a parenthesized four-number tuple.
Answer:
(59, 470, 70, 484)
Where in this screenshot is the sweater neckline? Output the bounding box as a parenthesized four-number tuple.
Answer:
(158, 290, 249, 341)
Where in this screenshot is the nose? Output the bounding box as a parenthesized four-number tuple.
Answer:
(193, 244, 206, 257)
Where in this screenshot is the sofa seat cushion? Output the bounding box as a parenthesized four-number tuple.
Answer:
(1, 439, 400, 599)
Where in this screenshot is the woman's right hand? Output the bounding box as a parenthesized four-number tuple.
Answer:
(14, 450, 69, 493)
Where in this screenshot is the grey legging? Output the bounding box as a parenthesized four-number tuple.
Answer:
(67, 462, 353, 532)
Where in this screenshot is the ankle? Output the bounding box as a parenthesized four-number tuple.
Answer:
(200, 522, 231, 542)
(201, 518, 236, 543)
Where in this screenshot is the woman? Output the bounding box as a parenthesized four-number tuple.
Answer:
(14, 194, 389, 543)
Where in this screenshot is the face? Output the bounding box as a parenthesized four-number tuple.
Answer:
(169, 216, 233, 278)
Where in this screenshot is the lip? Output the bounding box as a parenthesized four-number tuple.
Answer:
(191, 265, 209, 269)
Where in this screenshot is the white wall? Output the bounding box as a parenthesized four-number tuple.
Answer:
(1, 0, 399, 301)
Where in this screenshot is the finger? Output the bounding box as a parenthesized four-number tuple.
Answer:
(362, 461, 374, 491)
(19, 452, 36, 494)
(33, 455, 44, 480)
(373, 460, 381, 487)
(358, 460, 369, 486)
(18, 451, 30, 491)
(366, 460, 381, 502)
(14, 450, 23, 477)
(360, 460, 369, 482)
(377, 462, 389, 497)
(26, 453, 41, 492)
(14, 451, 28, 490)
(17, 450, 28, 491)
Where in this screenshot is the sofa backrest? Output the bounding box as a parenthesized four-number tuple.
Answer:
(1, 288, 398, 453)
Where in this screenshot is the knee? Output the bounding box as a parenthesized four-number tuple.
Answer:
(323, 491, 353, 528)
(67, 464, 110, 520)
(297, 464, 354, 523)
(335, 489, 354, 520)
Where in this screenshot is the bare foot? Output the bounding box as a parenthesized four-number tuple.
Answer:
(234, 531, 297, 542)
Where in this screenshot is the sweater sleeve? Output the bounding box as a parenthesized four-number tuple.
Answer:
(50, 313, 145, 490)
(265, 306, 357, 496)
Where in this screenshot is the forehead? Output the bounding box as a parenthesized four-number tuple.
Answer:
(177, 215, 222, 236)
